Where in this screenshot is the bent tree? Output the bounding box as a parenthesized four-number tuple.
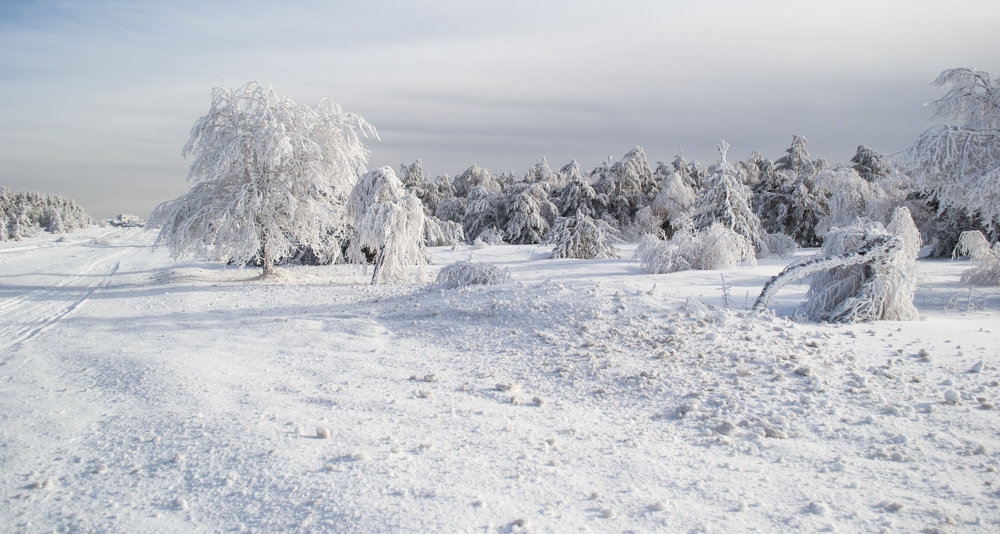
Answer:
(151, 82, 376, 276)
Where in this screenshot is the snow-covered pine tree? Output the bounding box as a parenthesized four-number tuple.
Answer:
(150, 82, 375, 276)
(553, 179, 601, 218)
(775, 134, 815, 176)
(501, 182, 557, 244)
(525, 157, 556, 185)
(546, 211, 620, 259)
(692, 141, 768, 255)
(754, 135, 829, 247)
(900, 67, 1000, 229)
(850, 145, 890, 182)
(348, 166, 426, 284)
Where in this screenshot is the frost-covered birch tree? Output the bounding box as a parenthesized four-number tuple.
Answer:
(347, 166, 427, 284)
(900, 68, 1000, 227)
(150, 82, 376, 276)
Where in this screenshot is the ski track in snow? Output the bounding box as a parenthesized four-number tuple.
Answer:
(1, 229, 998, 533)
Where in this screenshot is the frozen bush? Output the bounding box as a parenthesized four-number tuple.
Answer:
(435, 261, 510, 289)
(954, 230, 1000, 285)
(764, 232, 797, 258)
(473, 226, 505, 248)
(635, 222, 755, 274)
(546, 211, 620, 259)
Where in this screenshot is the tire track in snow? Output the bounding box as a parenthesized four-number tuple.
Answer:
(0, 248, 126, 362)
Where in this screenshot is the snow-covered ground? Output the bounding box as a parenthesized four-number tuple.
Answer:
(1, 228, 998, 533)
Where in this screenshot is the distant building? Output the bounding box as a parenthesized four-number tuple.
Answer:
(106, 213, 145, 227)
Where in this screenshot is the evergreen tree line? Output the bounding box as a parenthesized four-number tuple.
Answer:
(388, 135, 992, 259)
(0, 188, 92, 241)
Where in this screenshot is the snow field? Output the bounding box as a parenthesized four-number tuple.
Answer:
(0, 230, 998, 532)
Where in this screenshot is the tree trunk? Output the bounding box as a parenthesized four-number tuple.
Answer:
(260, 230, 275, 277)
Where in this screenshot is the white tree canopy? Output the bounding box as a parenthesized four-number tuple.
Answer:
(150, 82, 376, 275)
(901, 68, 1000, 227)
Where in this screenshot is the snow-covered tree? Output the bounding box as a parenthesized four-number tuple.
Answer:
(775, 134, 815, 176)
(693, 141, 768, 254)
(900, 68, 1000, 228)
(501, 182, 557, 244)
(755, 207, 920, 322)
(814, 167, 892, 238)
(850, 145, 890, 182)
(462, 186, 503, 239)
(525, 157, 556, 185)
(453, 165, 500, 198)
(399, 159, 425, 189)
(150, 82, 375, 276)
(553, 179, 601, 218)
(546, 211, 620, 259)
(348, 166, 426, 284)
(423, 215, 465, 247)
(651, 171, 695, 237)
(953, 230, 1000, 285)
(754, 137, 829, 247)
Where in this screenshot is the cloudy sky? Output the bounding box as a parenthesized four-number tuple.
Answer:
(1, 0, 997, 218)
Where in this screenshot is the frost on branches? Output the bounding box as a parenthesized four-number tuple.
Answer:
(755, 207, 921, 322)
(953, 230, 1000, 285)
(635, 221, 755, 274)
(545, 211, 620, 260)
(150, 82, 375, 276)
(900, 68, 1000, 228)
(347, 166, 427, 284)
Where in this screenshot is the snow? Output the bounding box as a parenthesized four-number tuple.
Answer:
(1, 227, 999, 532)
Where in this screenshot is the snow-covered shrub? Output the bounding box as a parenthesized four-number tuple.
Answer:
(635, 222, 755, 274)
(473, 226, 505, 248)
(423, 215, 465, 247)
(954, 230, 1000, 285)
(764, 232, 797, 258)
(546, 211, 620, 259)
(434, 261, 510, 289)
(802, 207, 920, 322)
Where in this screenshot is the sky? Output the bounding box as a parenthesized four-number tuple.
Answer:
(0, 0, 997, 219)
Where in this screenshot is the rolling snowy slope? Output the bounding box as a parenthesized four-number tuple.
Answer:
(1, 229, 998, 532)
